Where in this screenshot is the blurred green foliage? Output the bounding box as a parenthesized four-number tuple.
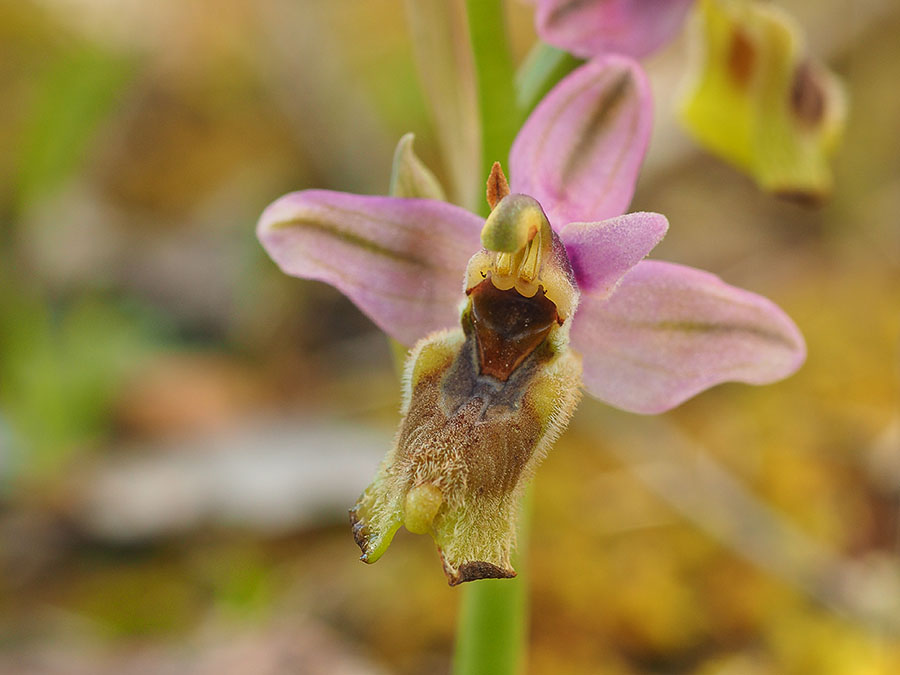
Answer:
(14, 45, 135, 212)
(0, 8, 148, 483)
(0, 286, 153, 481)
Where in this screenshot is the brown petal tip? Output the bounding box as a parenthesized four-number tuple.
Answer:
(486, 161, 510, 211)
(444, 559, 517, 586)
(773, 188, 827, 208)
(790, 60, 826, 127)
(349, 507, 370, 557)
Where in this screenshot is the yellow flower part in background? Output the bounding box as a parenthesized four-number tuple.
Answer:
(680, 0, 846, 202)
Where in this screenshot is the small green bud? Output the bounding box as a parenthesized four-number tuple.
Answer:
(388, 133, 447, 200)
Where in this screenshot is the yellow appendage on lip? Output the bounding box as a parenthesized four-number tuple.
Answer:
(465, 191, 577, 320)
(404, 483, 443, 534)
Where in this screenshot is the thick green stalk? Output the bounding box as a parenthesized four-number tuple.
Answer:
(452, 4, 536, 674)
(464, 0, 520, 216)
(453, 489, 532, 675)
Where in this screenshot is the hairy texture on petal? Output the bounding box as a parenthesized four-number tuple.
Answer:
(509, 56, 653, 227)
(536, 0, 694, 59)
(258, 190, 483, 347)
(571, 260, 806, 414)
(352, 319, 582, 585)
(560, 212, 668, 298)
(351, 331, 465, 567)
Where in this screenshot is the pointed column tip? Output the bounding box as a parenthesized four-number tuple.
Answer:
(486, 162, 510, 211)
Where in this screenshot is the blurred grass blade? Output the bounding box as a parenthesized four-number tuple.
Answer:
(515, 41, 582, 118)
(463, 0, 520, 215)
(404, 0, 481, 211)
(0, 284, 152, 480)
(15, 45, 134, 212)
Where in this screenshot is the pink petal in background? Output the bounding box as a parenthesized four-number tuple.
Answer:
(536, 0, 695, 59)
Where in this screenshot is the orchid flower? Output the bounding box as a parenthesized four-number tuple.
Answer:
(531, 0, 846, 201)
(257, 55, 805, 585)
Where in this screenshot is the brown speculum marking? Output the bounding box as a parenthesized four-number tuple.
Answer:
(468, 278, 558, 382)
(790, 60, 825, 127)
(727, 28, 756, 88)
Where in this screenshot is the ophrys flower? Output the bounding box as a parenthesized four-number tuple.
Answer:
(257, 55, 805, 584)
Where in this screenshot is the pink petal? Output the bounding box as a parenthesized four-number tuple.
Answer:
(509, 55, 653, 227)
(571, 260, 806, 414)
(257, 190, 483, 347)
(560, 211, 668, 297)
(535, 0, 694, 59)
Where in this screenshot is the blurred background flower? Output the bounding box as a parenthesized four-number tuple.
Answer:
(0, 0, 898, 673)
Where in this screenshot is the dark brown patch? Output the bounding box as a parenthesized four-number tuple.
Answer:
(349, 507, 371, 561)
(469, 279, 558, 382)
(773, 188, 825, 208)
(446, 560, 517, 586)
(790, 60, 826, 127)
(486, 161, 510, 211)
(652, 319, 801, 350)
(727, 28, 756, 88)
(281, 218, 428, 267)
(397, 358, 545, 498)
(561, 72, 632, 185)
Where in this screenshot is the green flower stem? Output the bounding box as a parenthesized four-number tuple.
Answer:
(453, 488, 532, 675)
(464, 0, 520, 217)
(394, 332, 531, 674)
(515, 41, 583, 118)
(452, 3, 543, 672)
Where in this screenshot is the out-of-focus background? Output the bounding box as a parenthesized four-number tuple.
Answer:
(1, 0, 898, 673)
